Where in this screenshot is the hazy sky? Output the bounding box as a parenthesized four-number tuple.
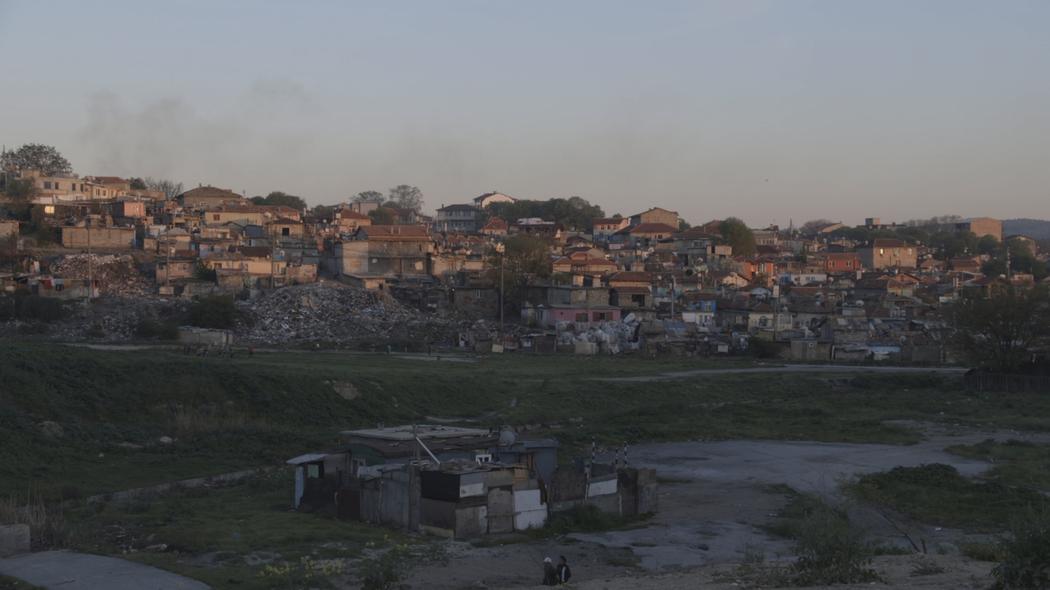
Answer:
(1, 1, 1048, 225)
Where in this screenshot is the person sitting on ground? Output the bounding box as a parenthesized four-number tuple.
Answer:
(557, 555, 571, 585)
(542, 556, 557, 586)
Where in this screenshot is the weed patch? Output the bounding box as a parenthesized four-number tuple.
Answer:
(848, 463, 1048, 531)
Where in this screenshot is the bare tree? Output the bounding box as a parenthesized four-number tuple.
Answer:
(353, 190, 384, 203)
(144, 178, 184, 201)
(388, 185, 423, 212)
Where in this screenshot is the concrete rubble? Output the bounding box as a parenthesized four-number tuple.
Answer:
(49, 254, 153, 297)
(236, 282, 499, 347)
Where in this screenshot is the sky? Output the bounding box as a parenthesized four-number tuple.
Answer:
(1, 0, 1048, 225)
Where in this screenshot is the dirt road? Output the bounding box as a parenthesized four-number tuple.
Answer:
(595, 364, 968, 382)
(0, 551, 209, 590)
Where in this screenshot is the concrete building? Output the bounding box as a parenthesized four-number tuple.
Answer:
(61, 226, 136, 249)
(472, 191, 516, 208)
(955, 217, 1002, 242)
(857, 238, 917, 269)
(629, 207, 679, 229)
(335, 225, 434, 280)
(434, 204, 480, 233)
(178, 186, 246, 210)
(592, 217, 630, 241)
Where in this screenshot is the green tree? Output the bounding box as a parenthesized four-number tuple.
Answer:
(488, 196, 604, 230)
(187, 295, 240, 329)
(250, 191, 307, 211)
(949, 285, 1050, 372)
(388, 185, 423, 212)
(977, 235, 1000, 256)
(1, 144, 73, 176)
(1, 179, 37, 220)
(719, 217, 756, 257)
(488, 235, 551, 311)
(368, 207, 396, 225)
(128, 177, 147, 190)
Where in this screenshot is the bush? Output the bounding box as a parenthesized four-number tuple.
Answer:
(0, 292, 66, 322)
(993, 507, 1050, 589)
(790, 504, 877, 586)
(134, 318, 179, 340)
(360, 542, 412, 590)
(186, 295, 239, 329)
(535, 504, 640, 537)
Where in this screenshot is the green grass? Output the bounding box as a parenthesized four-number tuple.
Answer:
(847, 464, 1048, 531)
(947, 439, 1050, 490)
(5, 342, 1050, 500)
(63, 470, 400, 589)
(0, 576, 44, 590)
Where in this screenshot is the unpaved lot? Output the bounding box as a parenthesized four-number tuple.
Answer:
(400, 424, 1037, 589)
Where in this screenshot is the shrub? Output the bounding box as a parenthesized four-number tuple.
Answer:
(134, 318, 179, 340)
(186, 295, 239, 329)
(360, 542, 412, 590)
(790, 503, 877, 586)
(0, 292, 66, 322)
(993, 507, 1050, 589)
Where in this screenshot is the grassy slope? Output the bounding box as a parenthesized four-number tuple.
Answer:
(5, 343, 1050, 499)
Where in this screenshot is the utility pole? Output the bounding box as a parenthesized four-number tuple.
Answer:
(495, 242, 505, 336)
(85, 218, 93, 303)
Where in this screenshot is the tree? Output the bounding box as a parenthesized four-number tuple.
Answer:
(976, 235, 1000, 256)
(488, 235, 551, 312)
(306, 204, 336, 223)
(250, 191, 307, 211)
(144, 178, 184, 201)
(1, 179, 37, 220)
(719, 217, 756, 257)
(388, 185, 423, 212)
(354, 190, 385, 204)
(128, 177, 147, 190)
(949, 285, 1050, 372)
(1, 144, 73, 176)
(488, 197, 604, 230)
(368, 207, 396, 225)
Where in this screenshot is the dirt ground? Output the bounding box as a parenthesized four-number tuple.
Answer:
(396, 423, 1043, 590)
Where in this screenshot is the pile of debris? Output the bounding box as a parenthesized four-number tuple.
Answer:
(238, 282, 488, 347)
(50, 254, 153, 297)
(556, 313, 642, 354)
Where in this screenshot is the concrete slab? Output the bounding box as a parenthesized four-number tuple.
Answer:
(0, 551, 209, 590)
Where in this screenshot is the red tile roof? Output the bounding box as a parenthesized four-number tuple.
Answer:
(629, 223, 677, 234)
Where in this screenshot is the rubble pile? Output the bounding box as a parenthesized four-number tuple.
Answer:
(50, 254, 153, 297)
(239, 282, 490, 346)
(556, 316, 641, 354)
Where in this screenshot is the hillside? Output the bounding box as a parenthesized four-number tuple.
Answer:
(1004, 218, 1050, 240)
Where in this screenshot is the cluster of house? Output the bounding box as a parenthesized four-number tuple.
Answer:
(287, 424, 657, 539)
(3, 168, 1045, 361)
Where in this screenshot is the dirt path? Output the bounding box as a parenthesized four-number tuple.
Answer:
(595, 364, 968, 382)
(0, 551, 209, 590)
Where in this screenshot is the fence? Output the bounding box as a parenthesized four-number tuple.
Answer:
(964, 372, 1050, 393)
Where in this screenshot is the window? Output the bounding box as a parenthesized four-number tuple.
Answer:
(306, 463, 324, 479)
(43, 181, 52, 189)
(282, 227, 290, 236)
(575, 312, 588, 322)
(213, 214, 220, 221)
(879, 248, 885, 255)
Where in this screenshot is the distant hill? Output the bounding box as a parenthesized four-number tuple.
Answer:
(1004, 219, 1050, 240)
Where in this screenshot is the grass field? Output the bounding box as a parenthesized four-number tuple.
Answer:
(5, 342, 1050, 500)
(60, 471, 400, 590)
